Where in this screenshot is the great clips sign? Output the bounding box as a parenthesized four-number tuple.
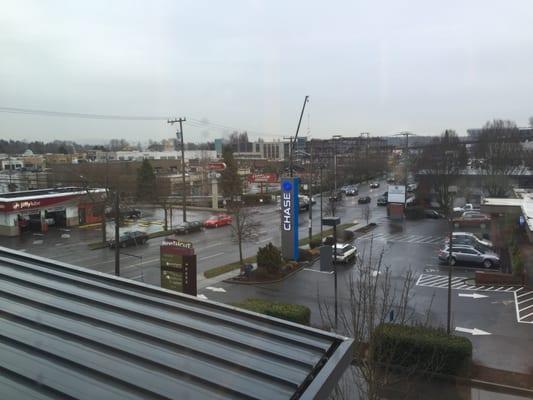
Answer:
(281, 177, 299, 260)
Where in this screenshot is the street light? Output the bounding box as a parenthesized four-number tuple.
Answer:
(331, 135, 342, 217)
(322, 215, 341, 328)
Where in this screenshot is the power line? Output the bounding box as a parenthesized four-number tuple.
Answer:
(0, 106, 287, 139)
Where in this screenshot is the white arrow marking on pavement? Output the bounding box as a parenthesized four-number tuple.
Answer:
(205, 286, 226, 293)
(458, 293, 488, 299)
(197, 294, 208, 300)
(455, 327, 492, 336)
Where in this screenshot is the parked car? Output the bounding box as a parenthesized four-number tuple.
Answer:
(453, 203, 479, 213)
(332, 243, 357, 264)
(377, 196, 387, 206)
(387, 177, 395, 183)
(454, 211, 491, 225)
(438, 245, 499, 268)
(174, 220, 203, 234)
(108, 230, 149, 248)
(358, 196, 371, 204)
(203, 213, 232, 228)
(345, 187, 358, 196)
(424, 209, 445, 219)
(106, 208, 142, 219)
(370, 182, 380, 188)
(445, 232, 493, 251)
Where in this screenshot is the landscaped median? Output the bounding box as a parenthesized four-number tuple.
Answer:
(203, 256, 256, 279)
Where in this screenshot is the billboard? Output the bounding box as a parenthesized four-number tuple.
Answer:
(160, 239, 197, 296)
(281, 177, 299, 260)
(247, 173, 278, 183)
(388, 185, 406, 204)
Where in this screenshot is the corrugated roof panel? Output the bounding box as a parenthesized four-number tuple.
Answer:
(0, 247, 354, 399)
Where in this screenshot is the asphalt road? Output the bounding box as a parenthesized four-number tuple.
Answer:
(0, 179, 390, 285)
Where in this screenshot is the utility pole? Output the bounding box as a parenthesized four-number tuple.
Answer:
(114, 190, 120, 276)
(361, 132, 370, 182)
(332, 135, 342, 216)
(168, 118, 187, 222)
(320, 166, 324, 240)
(308, 146, 313, 242)
(287, 96, 309, 177)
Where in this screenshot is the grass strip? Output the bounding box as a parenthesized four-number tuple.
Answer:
(204, 255, 256, 279)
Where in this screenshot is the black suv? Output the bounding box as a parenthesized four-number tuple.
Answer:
(174, 221, 203, 235)
(358, 196, 371, 204)
(108, 231, 149, 248)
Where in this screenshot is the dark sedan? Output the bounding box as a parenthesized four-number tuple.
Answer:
(108, 231, 149, 248)
(424, 209, 445, 219)
(174, 220, 203, 234)
(358, 196, 371, 204)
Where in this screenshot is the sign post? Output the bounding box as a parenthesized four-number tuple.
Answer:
(281, 177, 299, 260)
(160, 239, 197, 296)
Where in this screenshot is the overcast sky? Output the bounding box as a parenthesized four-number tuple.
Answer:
(1, 0, 533, 144)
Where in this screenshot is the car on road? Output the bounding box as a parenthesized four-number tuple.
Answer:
(108, 230, 149, 248)
(332, 243, 357, 264)
(358, 196, 371, 204)
(445, 232, 493, 251)
(106, 208, 142, 219)
(438, 245, 499, 268)
(424, 209, 445, 219)
(369, 182, 380, 188)
(377, 196, 387, 206)
(203, 213, 232, 228)
(387, 177, 395, 183)
(454, 211, 491, 225)
(329, 191, 343, 202)
(174, 220, 203, 234)
(345, 186, 358, 196)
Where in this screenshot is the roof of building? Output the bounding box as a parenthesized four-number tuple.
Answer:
(482, 198, 524, 207)
(0, 246, 353, 400)
(0, 187, 106, 202)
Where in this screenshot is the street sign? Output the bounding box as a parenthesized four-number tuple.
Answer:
(388, 185, 406, 203)
(281, 177, 299, 260)
(207, 162, 227, 171)
(248, 173, 278, 183)
(160, 239, 197, 295)
(320, 245, 332, 271)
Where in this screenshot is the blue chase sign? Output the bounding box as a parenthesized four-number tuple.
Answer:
(281, 177, 299, 260)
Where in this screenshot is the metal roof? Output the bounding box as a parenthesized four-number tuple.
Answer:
(0, 246, 353, 400)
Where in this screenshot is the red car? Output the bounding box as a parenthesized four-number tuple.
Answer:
(203, 213, 232, 228)
(453, 211, 491, 226)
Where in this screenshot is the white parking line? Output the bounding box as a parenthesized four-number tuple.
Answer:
(518, 297, 533, 305)
(198, 242, 223, 251)
(521, 304, 533, 312)
(198, 252, 224, 261)
(258, 237, 273, 244)
(303, 268, 334, 275)
(517, 291, 533, 298)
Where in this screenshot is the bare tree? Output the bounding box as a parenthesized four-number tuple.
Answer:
(472, 120, 523, 197)
(319, 241, 437, 400)
(414, 130, 467, 213)
(228, 202, 262, 266)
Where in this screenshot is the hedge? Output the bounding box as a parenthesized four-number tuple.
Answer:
(372, 323, 472, 376)
(232, 298, 311, 325)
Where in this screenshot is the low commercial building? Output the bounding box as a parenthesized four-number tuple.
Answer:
(0, 187, 106, 236)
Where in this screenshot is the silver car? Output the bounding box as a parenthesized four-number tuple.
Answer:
(445, 232, 493, 251)
(438, 245, 499, 268)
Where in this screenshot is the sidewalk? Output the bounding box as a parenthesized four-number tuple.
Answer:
(197, 268, 241, 290)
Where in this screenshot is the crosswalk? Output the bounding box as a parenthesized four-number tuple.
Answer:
(357, 232, 443, 245)
(515, 288, 533, 324)
(417, 273, 532, 324)
(416, 273, 520, 292)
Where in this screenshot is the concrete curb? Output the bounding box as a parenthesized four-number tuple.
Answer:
(223, 263, 308, 285)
